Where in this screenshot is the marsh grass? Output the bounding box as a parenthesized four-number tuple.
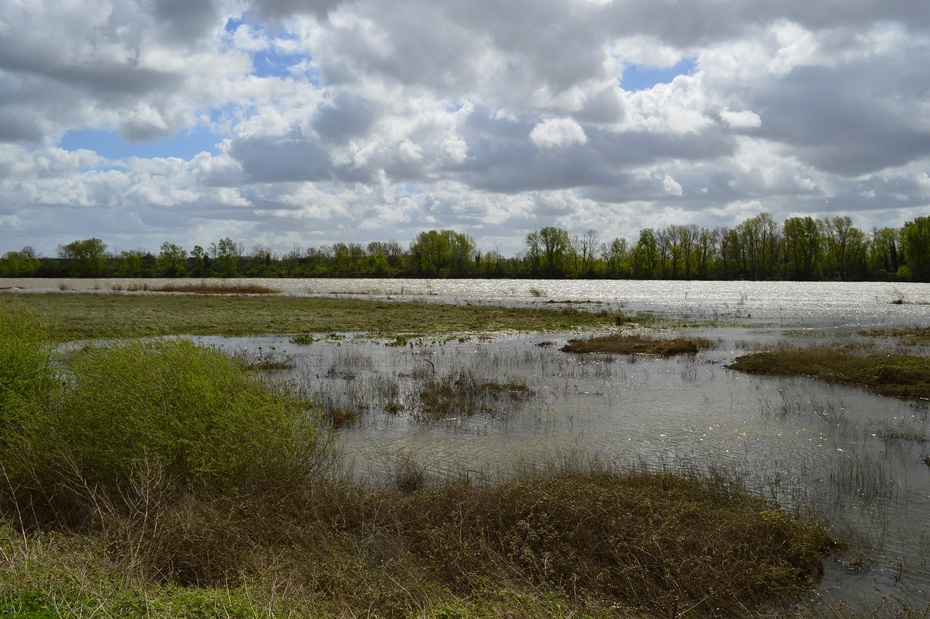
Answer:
(727, 343, 930, 400)
(561, 333, 714, 357)
(153, 281, 278, 295)
(415, 369, 532, 421)
(1, 466, 838, 619)
(10, 293, 621, 341)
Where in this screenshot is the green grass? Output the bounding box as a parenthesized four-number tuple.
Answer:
(3, 293, 625, 341)
(727, 343, 930, 400)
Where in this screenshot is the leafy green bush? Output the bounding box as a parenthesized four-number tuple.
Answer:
(10, 338, 330, 524)
(0, 305, 53, 452)
(74, 339, 323, 487)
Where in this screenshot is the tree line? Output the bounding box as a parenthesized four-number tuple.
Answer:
(3, 213, 930, 281)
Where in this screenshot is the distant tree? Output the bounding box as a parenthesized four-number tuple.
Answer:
(524, 231, 543, 276)
(868, 227, 900, 278)
(211, 237, 242, 277)
(190, 245, 210, 276)
(694, 227, 721, 279)
(782, 216, 821, 280)
(538, 226, 571, 277)
(735, 213, 780, 279)
(113, 250, 146, 277)
(901, 216, 930, 281)
(631, 229, 658, 278)
(409, 230, 476, 277)
(57, 238, 107, 277)
(602, 237, 631, 278)
(0, 246, 41, 277)
(156, 242, 188, 277)
(821, 216, 868, 280)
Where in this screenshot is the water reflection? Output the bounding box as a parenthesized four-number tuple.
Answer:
(199, 321, 930, 613)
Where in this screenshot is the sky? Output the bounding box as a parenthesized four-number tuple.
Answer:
(2, 0, 930, 259)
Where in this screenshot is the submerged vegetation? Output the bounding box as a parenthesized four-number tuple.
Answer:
(561, 333, 714, 356)
(0, 303, 842, 617)
(728, 343, 930, 400)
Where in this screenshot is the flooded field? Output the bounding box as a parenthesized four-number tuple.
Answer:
(6, 277, 930, 613)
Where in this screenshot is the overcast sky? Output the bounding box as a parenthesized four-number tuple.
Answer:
(2, 0, 930, 258)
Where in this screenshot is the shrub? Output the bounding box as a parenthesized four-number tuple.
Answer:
(12, 338, 331, 525)
(0, 305, 53, 453)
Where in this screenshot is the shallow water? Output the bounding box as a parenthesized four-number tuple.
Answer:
(11, 277, 930, 612)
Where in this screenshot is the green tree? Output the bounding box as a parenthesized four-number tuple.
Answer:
(155, 242, 188, 277)
(868, 227, 900, 278)
(211, 237, 242, 277)
(901, 216, 930, 281)
(735, 213, 780, 279)
(538, 226, 571, 277)
(57, 238, 107, 277)
(602, 237, 631, 278)
(0, 246, 41, 277)
(631, 229, 658, 278)
(782, 216, 821, 280)
(821, 216, 868, 280)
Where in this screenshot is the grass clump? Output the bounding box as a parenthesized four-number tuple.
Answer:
(416, 369, 532, 421)
(561, 333, 714, 357)
(727, 343, 930, 400)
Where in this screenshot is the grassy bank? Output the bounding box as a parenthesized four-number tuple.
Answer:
(728, 343, 930, 400)
(1, 292, 623, 341)
(0, 305, 840, 617)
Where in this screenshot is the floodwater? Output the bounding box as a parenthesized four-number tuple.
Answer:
(5, 277, 930, 613)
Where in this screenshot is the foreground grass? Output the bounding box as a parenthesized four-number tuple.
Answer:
(1, 468, 836, 619)
(2, 293, 623, 341)
(728, 343, 930, 400)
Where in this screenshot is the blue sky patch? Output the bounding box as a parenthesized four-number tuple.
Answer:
(60, 127, 222, 160)
(621, 58, 696, 91)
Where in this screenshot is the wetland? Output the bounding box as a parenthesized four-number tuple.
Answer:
(2, 278, 929, 617)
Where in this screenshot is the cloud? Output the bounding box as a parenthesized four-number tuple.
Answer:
(530, 118, 588, 149)
(1, 0, 929, 257)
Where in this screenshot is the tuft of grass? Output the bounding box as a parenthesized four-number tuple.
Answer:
(154, 281, 278, 295)
(727, 343, 930, 400)
(415, 370, 532, 421)
(561, 333, 714, 357)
